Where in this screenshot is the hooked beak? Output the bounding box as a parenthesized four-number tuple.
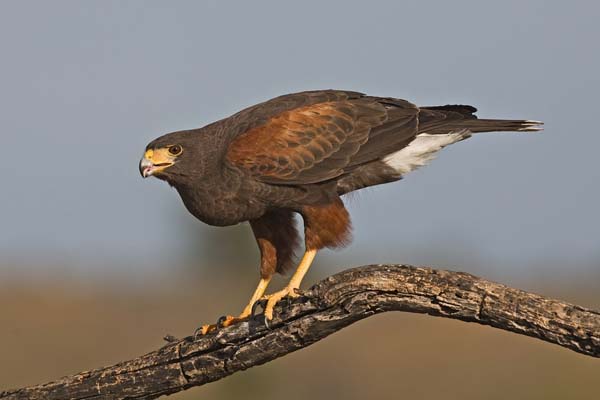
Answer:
(139, 148, 175, 178)
(139, 157, 154, 178)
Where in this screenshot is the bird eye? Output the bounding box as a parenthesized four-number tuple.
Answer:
(168, 145, 182, 156)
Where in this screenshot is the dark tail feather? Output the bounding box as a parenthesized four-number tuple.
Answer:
(454, 118, 544, 133)
(420, 105, 543, 134)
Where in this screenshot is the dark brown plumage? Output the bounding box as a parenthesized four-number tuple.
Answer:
(139, 89, 542, 331)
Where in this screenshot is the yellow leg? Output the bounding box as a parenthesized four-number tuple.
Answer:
(238, 276, 272, 319)
(263, 249, 317, 320)
(199, 276, 271, 335)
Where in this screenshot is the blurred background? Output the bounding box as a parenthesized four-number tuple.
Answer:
(1, 1, 599, 399)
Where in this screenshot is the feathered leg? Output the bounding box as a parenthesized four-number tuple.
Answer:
(198, 209, 298, 334)
(262, 198, 351, 320)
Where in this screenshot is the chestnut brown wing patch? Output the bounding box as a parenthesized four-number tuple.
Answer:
(227, 98, 418, 185)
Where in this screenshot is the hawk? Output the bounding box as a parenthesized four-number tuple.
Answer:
(139, 90, 542, 333)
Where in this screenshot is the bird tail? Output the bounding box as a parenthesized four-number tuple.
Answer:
(455, 118, 544, 133)
(420, 105, 543, 134)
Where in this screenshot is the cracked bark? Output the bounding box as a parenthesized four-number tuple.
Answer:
(1, 264, 598, 400)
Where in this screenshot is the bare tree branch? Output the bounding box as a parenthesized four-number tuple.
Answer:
(1, 265, 599, 400)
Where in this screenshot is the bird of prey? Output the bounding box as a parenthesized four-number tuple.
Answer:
(139, 90, 542, 333)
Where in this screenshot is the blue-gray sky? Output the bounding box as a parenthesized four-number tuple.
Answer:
(1, 1, 599, 278)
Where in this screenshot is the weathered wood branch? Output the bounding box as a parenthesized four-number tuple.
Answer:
(2, 265, 599, 400)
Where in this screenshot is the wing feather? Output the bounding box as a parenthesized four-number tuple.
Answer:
(226, 92, 419, 185)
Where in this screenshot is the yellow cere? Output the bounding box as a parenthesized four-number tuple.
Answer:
(144, 148, 175, 165)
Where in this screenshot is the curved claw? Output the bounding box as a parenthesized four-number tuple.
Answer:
(217, 315, 229, 328)
(263, 314, 272, 330)
(193, 327, 202, 340)
(219, 315, 242, 328)
(263, 286, 300, 320)
(193, 316, 234, 339)
(194, 324, 213, 339)
(251, 298, 267, 316)
(251, 287, 304, 323)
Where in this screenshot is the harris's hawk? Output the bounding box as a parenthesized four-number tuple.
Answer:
(139, 90, 542, 333)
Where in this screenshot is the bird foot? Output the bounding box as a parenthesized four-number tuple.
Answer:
(258, 286, 301, 321)
(193, 287, 302, 337)
(194, 313, 250, 337)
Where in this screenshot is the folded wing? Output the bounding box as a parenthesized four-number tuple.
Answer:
(226, 91, 419, 185)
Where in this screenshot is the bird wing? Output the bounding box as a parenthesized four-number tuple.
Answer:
(226, 91, 419, 185)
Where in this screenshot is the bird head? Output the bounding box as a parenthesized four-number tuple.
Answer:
(139, 145, 182, 178)
(139, 130, 204, 185)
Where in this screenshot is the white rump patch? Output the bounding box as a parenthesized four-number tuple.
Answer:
(383, 130, 471, 175)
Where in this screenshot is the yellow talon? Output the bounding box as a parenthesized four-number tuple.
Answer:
(196, 314, 245, 336)
(198, 324, 215, 336)
(261, 249, 317, 320)
(195, 249, 317, 334)
(195, 276, 273, 336)
(262, 286, 300, 320)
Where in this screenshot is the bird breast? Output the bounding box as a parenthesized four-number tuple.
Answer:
(174, 177, 268, 227)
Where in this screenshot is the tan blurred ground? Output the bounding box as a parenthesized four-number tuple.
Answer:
(1, 267, 598, 400)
